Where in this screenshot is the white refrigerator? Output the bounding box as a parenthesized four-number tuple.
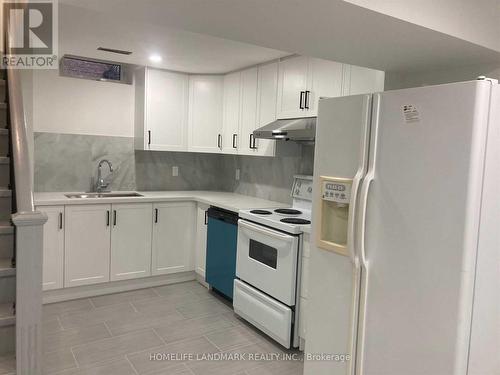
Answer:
(304, 80, 500, 375)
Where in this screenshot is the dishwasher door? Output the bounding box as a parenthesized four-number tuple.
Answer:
(205, 207, 238, 300)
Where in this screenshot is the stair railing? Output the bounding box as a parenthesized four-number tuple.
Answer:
(4, 11, 47, 375)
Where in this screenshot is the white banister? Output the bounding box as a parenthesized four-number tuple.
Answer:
(4, 9, 48, 375)
(6, 41, 35, 213)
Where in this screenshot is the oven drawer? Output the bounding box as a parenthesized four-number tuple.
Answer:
(233, 279, 292, 349)
(237, 219, 299, 305)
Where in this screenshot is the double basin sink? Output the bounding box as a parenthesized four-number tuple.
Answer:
(65, 192, 143, 199)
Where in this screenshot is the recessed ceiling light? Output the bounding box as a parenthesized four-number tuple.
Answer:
(149, 54, 162, 63)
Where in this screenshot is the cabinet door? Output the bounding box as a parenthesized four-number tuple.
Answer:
(65, 204, 111, 288)
(39, 205, 64, 291)
(188, 76, 223, 153)
(152, 202, 195, 275)
(255, 62, 278, 157)
(145, 68, 189, 151)
(110, 203, 153, 281)
(276, 56, 308, 119)
(222, 72, 241, 154)
(346, 64, 385, 95)
(238, 67, 258, 155)
(195, 203, 209, 277)
(306, 58, 343, 116)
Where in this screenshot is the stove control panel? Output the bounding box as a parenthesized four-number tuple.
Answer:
(322, 180, 351, 204)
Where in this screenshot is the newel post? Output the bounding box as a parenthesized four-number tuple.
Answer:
(12, 211, 47, 375)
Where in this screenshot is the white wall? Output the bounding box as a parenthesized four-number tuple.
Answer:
(33, 69, 135, 137)
(345, 0, 500, 52)
(385, 63, 500, 90)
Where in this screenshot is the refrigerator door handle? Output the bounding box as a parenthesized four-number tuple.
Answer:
(358, 171, 373, 267)
(347, 170, 364, 265)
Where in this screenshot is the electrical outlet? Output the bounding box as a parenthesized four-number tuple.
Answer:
(172, 166, 179, 177)
(235, 169, 240, 181)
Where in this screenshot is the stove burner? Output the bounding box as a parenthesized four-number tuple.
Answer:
(274, 208, 302, 215)
(280, 218, 311, 225)
(250, 209, 272, 215)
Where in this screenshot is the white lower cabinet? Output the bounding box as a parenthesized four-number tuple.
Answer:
(195, 203, 209, 277)
(64, 204, 111, 288)
(152, 202, 195, 275)
(110, 203, 153, 281)
(39, 205, 64, 291)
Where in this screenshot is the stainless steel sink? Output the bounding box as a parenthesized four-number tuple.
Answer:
(65, 192, 143, 199)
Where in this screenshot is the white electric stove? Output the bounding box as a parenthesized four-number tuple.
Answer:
(234, 175, 312, 349)
(239, 175, 313, 234)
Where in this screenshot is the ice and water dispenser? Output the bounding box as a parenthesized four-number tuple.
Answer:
(316, 176, 352, 256)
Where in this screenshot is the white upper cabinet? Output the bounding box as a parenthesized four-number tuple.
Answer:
(306, 58, 343, 116)
(254, 62, 278, 157)
(344, 64, 385, 95)
(133, 56, 384, 157)
(188, 75, 224, 153)
(276, 56, 309, 119)
(110, 203, 153, 281)
(222, 71, 241, 154)
(135, 67, 189, 151)
(238, 67, 259, 155)
(40, 205, 64, 291)
(277, 56, 344, 119)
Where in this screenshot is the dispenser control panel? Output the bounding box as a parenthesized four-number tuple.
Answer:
(322, 180, 351, 204)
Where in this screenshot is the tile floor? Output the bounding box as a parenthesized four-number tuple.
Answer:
(25, 280, 303, 375)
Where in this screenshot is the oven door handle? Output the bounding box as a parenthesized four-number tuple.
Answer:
(238, 219, 294, 241)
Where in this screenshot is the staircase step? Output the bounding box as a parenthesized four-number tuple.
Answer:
(0, 223, 13, 235)
(0, 259, 14, 278)
(0, 190, 11, 198)
(0, 303, 15, 328)
(0, 105, 6, 129)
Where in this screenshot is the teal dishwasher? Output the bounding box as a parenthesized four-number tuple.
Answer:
(205, 207, 238, 300)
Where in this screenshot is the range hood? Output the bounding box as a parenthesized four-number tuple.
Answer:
(253, 117, 316, 142)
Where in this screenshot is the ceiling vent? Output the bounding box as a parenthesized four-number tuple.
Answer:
(60, 55, 133, 84)
(97, 47, 133, 55)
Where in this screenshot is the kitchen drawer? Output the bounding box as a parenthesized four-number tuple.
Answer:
(233, 279, 292, 348)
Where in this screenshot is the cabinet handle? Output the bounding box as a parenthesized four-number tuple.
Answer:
(305, 90, 310, 110)
(299, 91, 304, 110)
(217, 134, 222, 149)
(204, 210, 208, 225)
(148, 130, 151, 145)
(59, 212, 63, 230)
(154, 208, 158, 223)
(106, 210, 110, 226)
(232, 134, 237, 149)
(249, 134, 257, 149)
(113, 210, 117, 226)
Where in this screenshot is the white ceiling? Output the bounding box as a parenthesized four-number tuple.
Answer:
(61, 0, 500, 73)
(58, 4, 289, 74)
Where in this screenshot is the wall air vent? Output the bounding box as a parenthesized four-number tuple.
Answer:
(97, 47, 133, 55)
(60, 55, 133, 84)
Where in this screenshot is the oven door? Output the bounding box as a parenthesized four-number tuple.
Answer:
(236, 219, 299, 306)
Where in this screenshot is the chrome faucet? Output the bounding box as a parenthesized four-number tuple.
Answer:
(95, 159, 114, 192)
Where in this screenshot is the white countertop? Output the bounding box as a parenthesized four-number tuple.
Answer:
(34, 191, 288, 213)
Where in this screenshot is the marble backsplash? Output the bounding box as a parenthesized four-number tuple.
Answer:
(34, 132, 314, 204)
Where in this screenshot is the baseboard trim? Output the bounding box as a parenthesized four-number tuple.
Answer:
(43, 271, 196, 304)
(195, 272, 209, 288)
